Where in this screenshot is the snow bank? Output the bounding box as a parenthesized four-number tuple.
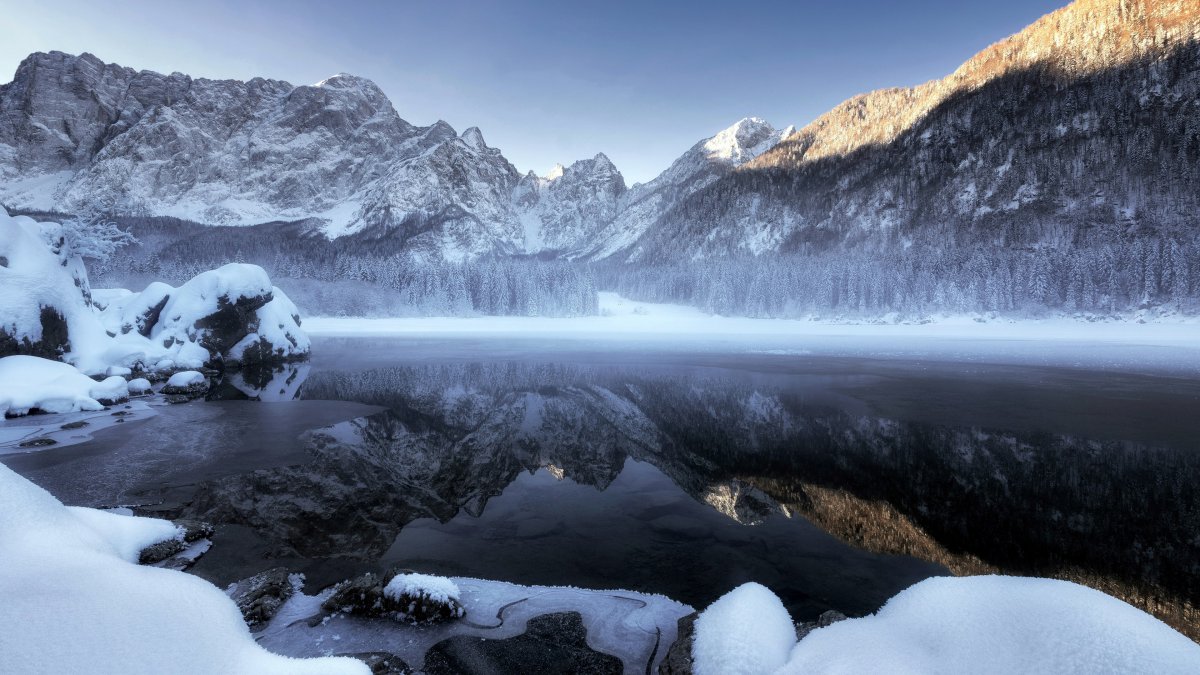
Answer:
(692, 582, 797, 675)
(0, 463, 368, 675)
(691, 577, 1200, 675)
(0, 355, 129, 416)
(384, 573, 461, 605)
(779, 576, 1200, 675)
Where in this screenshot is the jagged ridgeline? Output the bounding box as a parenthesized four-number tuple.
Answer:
(2, 0, 1198, 317)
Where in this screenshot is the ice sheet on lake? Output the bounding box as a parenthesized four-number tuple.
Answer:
(258, 576, 693, 673)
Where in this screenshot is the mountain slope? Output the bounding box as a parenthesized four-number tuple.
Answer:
(622, 0, 1200, 263)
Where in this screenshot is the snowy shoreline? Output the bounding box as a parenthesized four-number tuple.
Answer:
(305, 292, 1200, 345)
(303, 294, 1200, 375)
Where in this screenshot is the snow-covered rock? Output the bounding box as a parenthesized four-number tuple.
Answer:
(0, 356, 129, 417)
(383, 573, 465, 623)
(0, 463, 368, 674)
(226, 287, 310, 365)
(125, 264, 309, 367)
(0, 206, 309, 374)
(162, 370, 208, 396)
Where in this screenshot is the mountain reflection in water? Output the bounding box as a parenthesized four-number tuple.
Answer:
(181, 350, 1200, 637)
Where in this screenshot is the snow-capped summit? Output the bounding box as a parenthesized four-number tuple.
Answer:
(702, 117, 792, 163)
(543, 163, 566, 182)
(314, 72, 372, 89)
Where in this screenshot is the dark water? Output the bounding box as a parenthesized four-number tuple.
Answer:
(4, 336, 1199, 633)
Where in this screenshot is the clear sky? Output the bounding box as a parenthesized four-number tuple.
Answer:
(0, 0, 1067, 183)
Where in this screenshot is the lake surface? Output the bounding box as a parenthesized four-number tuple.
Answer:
(4, 336, 1199, 635)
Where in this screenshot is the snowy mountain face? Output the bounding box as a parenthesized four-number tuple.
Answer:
(0, 51, 787, 262)
(513, 153, 627, 252)
(625, 0, 1200, 263)
(576, 117, 793, 260)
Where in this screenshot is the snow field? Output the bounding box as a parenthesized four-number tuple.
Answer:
(0, 464, 369, 675)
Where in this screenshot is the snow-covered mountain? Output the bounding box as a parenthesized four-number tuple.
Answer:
(624, 0, 1200, 263)
(573, 117, 793, 260)
(0, 51, 788, 261)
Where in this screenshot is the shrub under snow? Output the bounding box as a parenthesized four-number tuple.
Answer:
(0, 463, 368, 675)
(693, 577, 1200, 675)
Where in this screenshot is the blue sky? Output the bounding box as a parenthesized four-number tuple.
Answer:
(0, 0, 1066, 183)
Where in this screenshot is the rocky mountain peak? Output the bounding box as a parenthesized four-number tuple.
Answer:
(460, 126, 487, 150)
(702, 117, 784, 163)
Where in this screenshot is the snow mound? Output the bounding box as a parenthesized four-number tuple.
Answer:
(0, 355, 129, 416)
(779, 575, 1200, 675)
(0, 463, 368, 675)
(691, 576, 1200, 675)
(692, 582, 796, 675)
(384, 573, 461, 605)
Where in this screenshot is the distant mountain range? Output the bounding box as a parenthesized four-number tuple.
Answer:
(0, 50, 788, 261)
(1, 0, 1197, 316)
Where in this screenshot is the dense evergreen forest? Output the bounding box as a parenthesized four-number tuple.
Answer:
(86, 216, 1200, 319)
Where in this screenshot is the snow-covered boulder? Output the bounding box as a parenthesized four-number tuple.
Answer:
(226, 287, 310, 365)
(0, 356, 129, 417)
(0, 208, 309, 375)
(0, 464, 368, 674)
(101, 266, 310, 369)
(162, 370, 208, 397)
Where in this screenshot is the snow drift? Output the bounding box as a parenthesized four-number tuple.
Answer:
(0, 355, 128, 416)
(693, 577, 1200, 675)
(0, 463, 368, 674)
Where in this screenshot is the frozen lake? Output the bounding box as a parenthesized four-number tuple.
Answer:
(4, 334, 1199, 636)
